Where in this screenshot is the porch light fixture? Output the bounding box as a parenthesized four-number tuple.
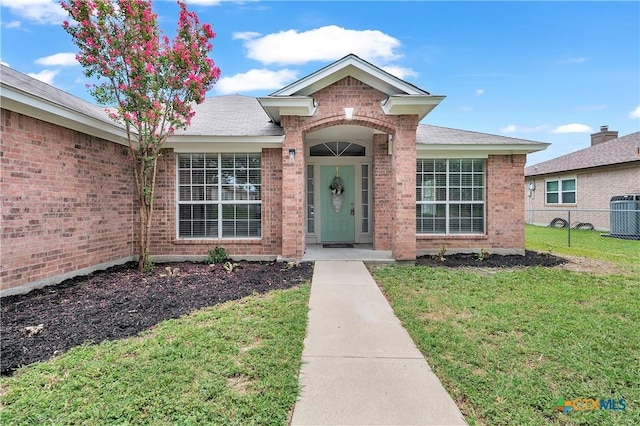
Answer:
(387, 134, 393, 155)
(344, 107, 354, 120)
(288, 148, 296, 163)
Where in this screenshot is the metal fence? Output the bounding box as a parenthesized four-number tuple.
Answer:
(525, 209, 640, 248)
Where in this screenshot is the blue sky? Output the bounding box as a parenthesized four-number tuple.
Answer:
(1, 0, 639, 165)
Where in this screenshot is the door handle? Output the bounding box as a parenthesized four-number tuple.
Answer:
(350, 208, 355, 215)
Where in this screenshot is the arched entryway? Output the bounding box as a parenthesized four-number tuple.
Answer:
(304, 124, 381, 245)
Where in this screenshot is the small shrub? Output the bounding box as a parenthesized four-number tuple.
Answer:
(143, 250, 154, 273)
(477, 248, 490, 261)
(205, 246, 228, 264)
(437, 245, 447, 262)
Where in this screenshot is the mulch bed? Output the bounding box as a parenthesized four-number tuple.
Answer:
(1, 251, 567, 376)
(1, 261, 313, 376)
(415, 249, 567, 268)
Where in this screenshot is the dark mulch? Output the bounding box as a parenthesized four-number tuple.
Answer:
(416, 249, 567, 268)
(1, 261, 313, 376)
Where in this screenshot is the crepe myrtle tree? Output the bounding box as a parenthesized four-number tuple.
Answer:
(61, 0, 220, 272)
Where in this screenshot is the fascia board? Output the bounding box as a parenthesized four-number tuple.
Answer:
(272, 57, 428, 96)
(166, 138, 283, 153)
(416, 143, 550, 155)
(257, 96, 317, 124)
(381, 95, 446, 121)
(1, 85, 128, 145)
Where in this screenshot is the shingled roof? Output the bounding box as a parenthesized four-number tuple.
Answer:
(175, 95, 284, 137)
(525, 131, 640, 176)
(417, 124, 547, 146)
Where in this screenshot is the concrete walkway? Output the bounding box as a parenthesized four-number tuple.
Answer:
(291, 261, 467, 425)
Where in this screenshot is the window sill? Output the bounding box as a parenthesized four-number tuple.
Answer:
(417, 234, 487, 240)
(175, 238, 262, 245)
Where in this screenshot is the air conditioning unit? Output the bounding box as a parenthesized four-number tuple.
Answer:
(609, 195, 640, 240)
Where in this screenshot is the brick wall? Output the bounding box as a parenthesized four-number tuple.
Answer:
(391, 118, 418, 259)
(149, 147, 283, 258)
(525, 164, 640, 230)
(373, 133, 392, 250)
(280, 116, 305, 259)
(1, 109, 134, 293)
(297, 76, 417, 257)
(417, 154, 527, 254)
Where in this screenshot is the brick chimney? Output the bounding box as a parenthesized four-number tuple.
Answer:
(590, 125, 619, 146)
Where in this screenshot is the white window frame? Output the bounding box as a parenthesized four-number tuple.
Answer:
(416, 158, 486, 235)
(545, 177, 577, 205)
(176, 153, 262, 239)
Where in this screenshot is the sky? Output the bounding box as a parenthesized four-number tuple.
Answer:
(1, 0, 639, 165)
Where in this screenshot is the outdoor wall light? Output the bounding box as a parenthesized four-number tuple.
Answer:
(288, 148, 296, 163)
(344, 107, 354, 120)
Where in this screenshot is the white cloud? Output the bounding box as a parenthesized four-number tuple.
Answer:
(500, 124, 548, 134)
(1, 0, 67, 25)
(573, 104, 606, 111)
(381, 65, 417, 80)
(27, 69, 60, 85)
(239, 25, 402, 66)
(1, 60, 10, 67)
(233, 31, 262, 40)
(35, 52, 78, 67)
(474, 89, 485, 96)
(2, 20, 22, 28)
(501, 124, 518, 133)
(551, 123, 593, 134)
(215, 68, 298, 94)
(629, 106, 640, 119)
(184, 0, 221, 5)
(458, 106, 473, 112)
(558, 57, 588, 64)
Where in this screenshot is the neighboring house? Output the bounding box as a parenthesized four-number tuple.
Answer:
(1, 55, 548, 295)
(525, 126, 640, 230)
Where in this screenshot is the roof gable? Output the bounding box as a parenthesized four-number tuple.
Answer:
(525, 131, 640, 176)
(270, 54, 429, 97)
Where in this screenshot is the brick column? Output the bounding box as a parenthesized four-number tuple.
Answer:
(373, 133, 392, 250)
(280, 116, 305, 259)
(391, 116, 418, 260)
(486, 154, 526, 252)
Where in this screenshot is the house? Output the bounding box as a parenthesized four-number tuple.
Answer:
(1, 55, 548, 296)
(525, 126, 640, 230)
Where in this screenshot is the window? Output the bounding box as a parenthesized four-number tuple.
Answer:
(309, 142, 365, 156)
(178, 153, 261, 238)
(416, 159, 485, 234)
(306, 165, 315, 233)
(546, 178, 576, 204)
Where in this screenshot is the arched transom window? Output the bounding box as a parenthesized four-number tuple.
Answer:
(309, 142, 366, 157)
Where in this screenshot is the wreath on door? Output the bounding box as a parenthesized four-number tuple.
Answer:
(329, 170, 345, 213)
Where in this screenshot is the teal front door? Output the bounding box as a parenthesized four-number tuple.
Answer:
(320, 165, 355, 242)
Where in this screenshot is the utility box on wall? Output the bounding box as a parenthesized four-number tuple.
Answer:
(609, 195, 640, 240)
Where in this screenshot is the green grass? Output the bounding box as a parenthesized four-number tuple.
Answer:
(373, 242, 640, 425)
(1, 285, 310, 425)
(526, 224, 640, 272)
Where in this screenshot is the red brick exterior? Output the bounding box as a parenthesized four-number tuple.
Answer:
(149, 148, 283, 258)
(373, 133, 392, 250)
(1, 109, 134, 292)
(416, 154, 527, 253)
(1, 76, 532, 293)
(290, 76, 417, 259)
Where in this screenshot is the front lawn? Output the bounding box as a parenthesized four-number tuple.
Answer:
(0, 285, 310, 425)
(373, 255, 639, 424)
(526, 224, 640, 272)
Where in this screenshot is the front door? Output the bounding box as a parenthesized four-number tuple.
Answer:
(320, 165, 355, 242)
